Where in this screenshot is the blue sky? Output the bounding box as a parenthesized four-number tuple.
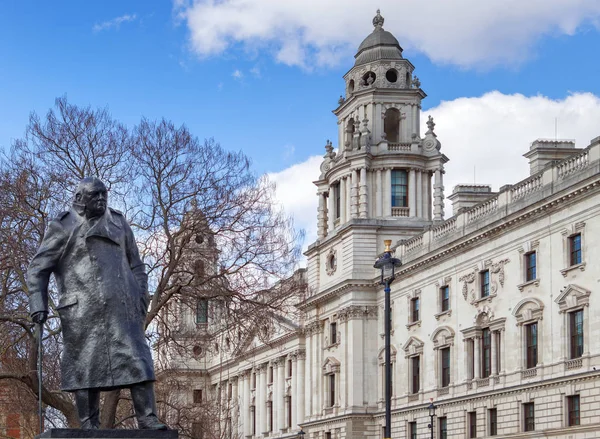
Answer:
(2, 1, 600, 244)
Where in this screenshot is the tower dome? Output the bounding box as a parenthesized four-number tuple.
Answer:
(354, 10, 403, 67)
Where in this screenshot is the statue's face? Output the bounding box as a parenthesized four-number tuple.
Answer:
(79, 180, 108, 218)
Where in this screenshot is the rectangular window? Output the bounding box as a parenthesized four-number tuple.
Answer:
(193, 389, 203, 404)
(228, 383, 233, 400)
(441, 347, 451, 387)
(440, 286, 450, 312)
(288, 359, 293, 377)
(569, 233, 582, 266)
(523, 403, 535, 431)
(526, 322, 538, 369)
(329, 374, 336, 407)
(488, 408, 497, 436)
(268, 402, 273, 432)
(391, 170, 408, 207)
(570, 309, 584, 359)
(196, 299, 209, 324)
(468, 411, 477, 438)
(330, 321, 337, 344)
(325, 433, 331, 439)
(567, 395, 580, 426)
(525, 252, 537, 281)
(408, 422, 417, 439)
(251, 407, 256, 435)
(411, 356, 420, 394)
(287, 397, 292, 428)
(480, 270, 490, 298)
(268, 366, 274, 384)
(333, 182, 341, 219)
(481, 328, 491, 378)
(438, 416, 447, 439)
(252, 372, 257, 389)
(411, 298, 420, 323)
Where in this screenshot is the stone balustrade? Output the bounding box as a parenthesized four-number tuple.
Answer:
(394, 140, 600, 264)
(387, 142, 412, 151)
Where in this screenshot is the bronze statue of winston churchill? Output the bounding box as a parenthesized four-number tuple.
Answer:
(27, 177, 167, 430)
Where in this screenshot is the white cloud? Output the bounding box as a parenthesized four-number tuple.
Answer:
(232, 69, 244, 79)
(93, 14, 137, 33)
(269, 92, 600, 252)
(175, 0, 600, 69)
(250, 66, 261, 78)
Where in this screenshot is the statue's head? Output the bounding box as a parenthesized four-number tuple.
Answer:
(75, 177, 108, 219)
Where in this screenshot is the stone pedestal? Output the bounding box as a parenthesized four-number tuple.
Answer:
(37, 429, 178, 439)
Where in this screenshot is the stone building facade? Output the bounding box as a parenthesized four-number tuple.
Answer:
(161, 10, 600, 439)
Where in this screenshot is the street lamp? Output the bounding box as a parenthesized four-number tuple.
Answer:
(427, 400, 437, 439)
(374, 240, 402, 439)
(297, 429, 305, 439)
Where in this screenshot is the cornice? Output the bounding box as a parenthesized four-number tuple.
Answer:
(297, 280, 377, 310)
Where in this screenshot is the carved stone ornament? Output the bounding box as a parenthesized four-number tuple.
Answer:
(459, 271, 476, 300)
(338, 305, 378, 322)
(326, 248, 337, 276)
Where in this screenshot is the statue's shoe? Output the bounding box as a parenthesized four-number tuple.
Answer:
(138, 416, 168, 430)
(80, 420, 100, 430)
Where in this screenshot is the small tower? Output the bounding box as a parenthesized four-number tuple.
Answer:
(313, 10, 449, 243)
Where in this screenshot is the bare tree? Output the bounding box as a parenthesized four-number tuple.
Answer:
(0, 98, 303, 430)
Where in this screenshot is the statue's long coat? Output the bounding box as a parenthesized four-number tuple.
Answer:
(27, 207, 155, 391)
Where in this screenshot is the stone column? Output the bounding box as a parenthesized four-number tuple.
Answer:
(422, 171, 430, 220)
(416, 169, 423, 218)
(277, 358, 286, 431)
(232, 377, 239, 438)
(384, 168, 392, 216)
(259, 365, 267, 434)
(304, 329, 312, 419)
(317, 192, 327, 239)
(376, 169, 383, 217)
(296, 351, 305, 426)
(346, 175, 352, 221)
(412, 104, 418, 139)
(433, 168, 445, 220)
(327, 189, 335, 233)
(242, 372, 251, 437)
(499, 329, 505, 373)
(473, 336, 481, 379)
(427, 172, 433, 220)
(409, 168, 417, 216)
(340, 177, 347, 224)
(491, 332, 498, 376)
(359, 167, 368, 218)
(312, 324, 321, 414)
(350, 170, 359, 219)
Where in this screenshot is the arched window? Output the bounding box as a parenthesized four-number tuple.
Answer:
(383, 108, 400, 143)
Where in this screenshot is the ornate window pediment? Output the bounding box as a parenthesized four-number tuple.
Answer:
(378, 345, 397, 364)
(403, 336, 424, 357)
(555, 284, 590, 313)
(322, 356, 341, 374)
(512, 298, 544, 325)
(431, 326, 455, 349)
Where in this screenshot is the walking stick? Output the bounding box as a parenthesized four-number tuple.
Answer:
(36, 321, 43, 435)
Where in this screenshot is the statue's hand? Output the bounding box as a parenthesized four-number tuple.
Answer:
(32, 311, 48, 324)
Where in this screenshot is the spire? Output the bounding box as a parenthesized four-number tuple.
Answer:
(373, 9, 384, 29)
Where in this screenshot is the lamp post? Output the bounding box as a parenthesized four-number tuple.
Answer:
(297, 429, 305, 439)
(427, 400, 437, 439)
(374, 240, 402, 439)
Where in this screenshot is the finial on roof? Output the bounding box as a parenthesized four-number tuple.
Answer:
(426, 115, 436, 134)
(373, 9, 384, 29)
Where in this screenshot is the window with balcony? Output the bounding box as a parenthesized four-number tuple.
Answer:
(569, 233, 582, 266)
(526, 322, 538, 369)
(391, 170, 408, 207)
(481, 328, 491, 378)
(410, 298, 420, 323)
(570, 309, 584, 359)
(480, 270, 490, 298)
(525, 252, 537, 281)
(440, 286, 450, 313)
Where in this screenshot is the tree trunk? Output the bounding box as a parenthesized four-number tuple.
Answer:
(100, 389, 122, 429)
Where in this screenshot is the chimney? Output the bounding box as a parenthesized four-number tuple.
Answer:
(523, 139, 582, 175)
(448, 185, 496, 216)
